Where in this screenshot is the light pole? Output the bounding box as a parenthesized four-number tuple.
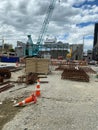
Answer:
(2, 36, 4, 54)
(83, 35, 85, 52)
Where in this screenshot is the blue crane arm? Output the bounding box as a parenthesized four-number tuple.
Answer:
(36, 0, 57, 45)
(26, 0, 58, 57)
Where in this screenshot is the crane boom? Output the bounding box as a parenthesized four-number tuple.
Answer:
(37, 0, 56, 45)
(26, 0, 57, 57)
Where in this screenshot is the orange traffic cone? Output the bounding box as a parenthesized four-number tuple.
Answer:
(35, 79, 41, 97)
(14, 93, 37, 107)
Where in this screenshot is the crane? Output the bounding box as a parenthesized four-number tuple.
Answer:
(37, 0, 56, 45)
(26, 0, 58, 57)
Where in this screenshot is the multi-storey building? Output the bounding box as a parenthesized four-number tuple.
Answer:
(15, 41, 26, 57)
(40, 38, 69, 59)
(93, 23, 98, 60)
(69, 44, 83, 60)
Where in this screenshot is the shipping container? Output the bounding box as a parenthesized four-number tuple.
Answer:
(0, 56, 19, 63)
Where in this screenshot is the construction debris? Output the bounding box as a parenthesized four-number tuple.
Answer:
(0, 81, 10, 86)
(51, 59, 88, 66)
(0, 76, 4, 83)
(0, 68, 11, 79)
(0, 61, 98, 130)
(14, 73, 48, 85)
(26, 72, 38, 84)
(14, 73, 38, 85)
(55, 65, 96, 74)
(0, 83, 15, 93)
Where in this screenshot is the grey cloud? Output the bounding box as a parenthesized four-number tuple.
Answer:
(0, 0, 36, 32)
(18, 0, 29, 15)
(35, 1, 50, 16)
(0, 0, 97, 51)
(51, 5, 81, 26)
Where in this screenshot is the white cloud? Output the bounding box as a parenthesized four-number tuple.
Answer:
(0, 0, 97, 51)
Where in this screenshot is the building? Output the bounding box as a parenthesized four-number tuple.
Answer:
(44, 37, 57, 44)
(15, 41, 26, 57)
(70, 44, 83, 60)
(40, 39, 69, 59)
(87, 50, 93, 62)
(93, 23, 98, 60)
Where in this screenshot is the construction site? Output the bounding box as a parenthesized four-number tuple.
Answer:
(0, 58, 98, 130)
(0, 0, 98, 130)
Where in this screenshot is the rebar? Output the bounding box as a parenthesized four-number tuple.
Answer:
(61, 67, 89, 82)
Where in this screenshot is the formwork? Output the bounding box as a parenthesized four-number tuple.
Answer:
(25, 58, 50, 74)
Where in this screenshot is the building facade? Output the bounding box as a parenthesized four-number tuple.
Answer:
(87, 50, 93, 62)
(40, 39, 69, 59)
(70, 44, 83, 60)
(15, 41, 26, 57)
(93, 23, 98, 60)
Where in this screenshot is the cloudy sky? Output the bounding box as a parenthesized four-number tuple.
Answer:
(0, 0, 98, 51)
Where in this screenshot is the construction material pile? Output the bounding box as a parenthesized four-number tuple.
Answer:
(26, 72, 38, 84)
(55, 65, 96, 74)
(0, 68, 11, 80)
(61, 67, 89, 82)
(0, 83, 15, 93)
(25, 58, 50, 75)
(0, 76, 3, 82)
(51, 59, 88, 66)
(17, 72, 38, 84)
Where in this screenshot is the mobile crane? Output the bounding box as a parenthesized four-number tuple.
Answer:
(26, 0, 59, 57)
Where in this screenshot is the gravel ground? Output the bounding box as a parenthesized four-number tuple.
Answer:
(0, 65, 98, 130)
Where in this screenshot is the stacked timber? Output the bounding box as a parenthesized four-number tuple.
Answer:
(25, 58, 50, 74)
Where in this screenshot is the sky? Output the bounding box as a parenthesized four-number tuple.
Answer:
(0, 0, 98, 52)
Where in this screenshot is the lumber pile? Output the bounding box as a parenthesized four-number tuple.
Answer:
(25, 58, 50, 74)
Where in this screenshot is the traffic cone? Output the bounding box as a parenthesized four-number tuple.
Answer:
(35, 79, 41, 97)
(14, 93, 37, 107)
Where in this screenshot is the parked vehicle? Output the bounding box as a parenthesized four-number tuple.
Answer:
(88, 60, 97, 65)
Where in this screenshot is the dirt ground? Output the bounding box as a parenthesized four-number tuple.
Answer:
(0, 65, 98, 130)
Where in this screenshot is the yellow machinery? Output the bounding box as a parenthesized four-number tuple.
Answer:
(66, 47, 72, 59)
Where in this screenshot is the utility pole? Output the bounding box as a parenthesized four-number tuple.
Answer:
(2, 36, 4, 54)
(82, 35, 85, 60)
